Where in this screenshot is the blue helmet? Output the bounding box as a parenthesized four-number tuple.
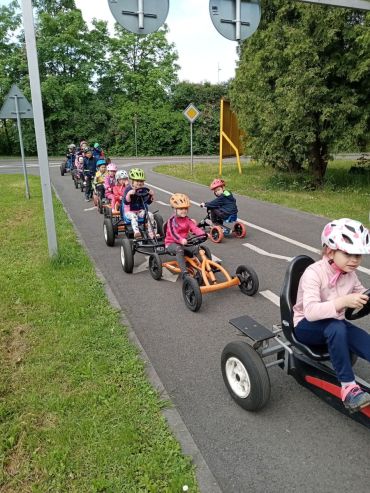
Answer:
(96, 159, 106, 167)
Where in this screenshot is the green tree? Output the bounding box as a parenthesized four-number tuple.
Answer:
(230, 0, 370, 186)
(0, 0, 25, 154)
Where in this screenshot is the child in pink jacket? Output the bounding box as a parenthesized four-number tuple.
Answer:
(165, 193, 205, 280)
(293, 218, 370, 413)
(112, 169, 129, 211)
(104, 163, 117, 204)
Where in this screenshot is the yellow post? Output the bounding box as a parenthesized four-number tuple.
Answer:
(219, 98, 224, 176)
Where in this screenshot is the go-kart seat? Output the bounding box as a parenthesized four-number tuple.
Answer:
(224, 213, 238, 223)
(280, 255, 330, 361)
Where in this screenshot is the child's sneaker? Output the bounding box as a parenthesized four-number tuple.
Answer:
(341, 384, 370, 413)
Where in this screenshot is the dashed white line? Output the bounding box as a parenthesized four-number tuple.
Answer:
(243, 243, 292, 261)
(260, 290, 280, 307)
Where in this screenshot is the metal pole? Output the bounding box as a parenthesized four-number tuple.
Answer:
(235, 0, 241, 41)
(21, 0, 58, 257)
(190, 122, 193, 174)
(134, 114, 138, 157)
(14, 95, 30, 199)
(138, 0, 144, 28)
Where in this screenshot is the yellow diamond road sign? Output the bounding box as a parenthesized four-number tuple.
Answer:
(183, 103, 200, 123)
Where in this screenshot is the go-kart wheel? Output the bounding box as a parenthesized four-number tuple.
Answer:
(74, 178, 78, 189)
(149, 253, 162, 280)
(221, 341, 271, 411)
(120, 239, 134, 273)
(233, 222, 247, 239)
(236, 265, 259, 296)
(345, 288, 370, 320)
(103, 217, 115, 247)
(209, 225, 224, 243)
(153, 213, 164, 236)
(60, 163, 65, 176)
(182, 276, 202, 312)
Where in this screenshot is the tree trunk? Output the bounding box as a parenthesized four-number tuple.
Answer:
(309, 136, 328, 188)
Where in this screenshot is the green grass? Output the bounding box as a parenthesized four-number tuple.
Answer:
(0, 175, 199, 493)
(154, 159, 370, 227)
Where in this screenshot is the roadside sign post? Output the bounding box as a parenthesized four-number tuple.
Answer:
(183, 104, 200, 174)
(0, 84, 33, 199)
(20, 0, 58, 257)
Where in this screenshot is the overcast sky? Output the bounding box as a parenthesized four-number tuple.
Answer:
(76, 0, 238, 83)
(0, 0, 238, 83)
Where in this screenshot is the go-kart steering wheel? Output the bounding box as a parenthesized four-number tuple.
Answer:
(134, 187, 150, 197)
(186, 233, 208, 246)
(345, 288, 370, 320)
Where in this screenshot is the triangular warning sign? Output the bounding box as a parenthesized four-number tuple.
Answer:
(0, 84, 33, 119)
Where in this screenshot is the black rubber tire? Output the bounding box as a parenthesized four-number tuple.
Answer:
(221, 341, 270, 411)
(120, 239, 134, 273)
(210, 225, 223, 243)
(60, 163, 65, 176)
(153, 213, 164, 236)
(182, 276, 202, 312)
(103, 217, 115, 247)
(236, 265, 259, 296)
(149, 253, 162, 280)
(74, 178, 78, 189)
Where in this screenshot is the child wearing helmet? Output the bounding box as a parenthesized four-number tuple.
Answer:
(165, 193, 205, 279)
(112, 170, 129, 211)
(104, 163, 118, 204)
(93, 159, 107, 199)
(123, 168, 155, 239)
(200, 178, 238, 225)
(293, 218, 370, 413)
(83, 148, 97, 201)
(66, 144, 76, 170)
(93, 142, 104, 160)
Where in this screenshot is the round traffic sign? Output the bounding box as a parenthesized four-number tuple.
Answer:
(108, 0, 169, 35)
(209, 0, 261, 41)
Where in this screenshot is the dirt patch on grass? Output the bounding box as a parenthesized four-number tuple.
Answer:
(6, 324, 32, 367)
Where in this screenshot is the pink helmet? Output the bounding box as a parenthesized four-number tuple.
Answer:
(107, 163, 117, 172)
(321, 218, 370, 255)
(210, 178, 225, 190)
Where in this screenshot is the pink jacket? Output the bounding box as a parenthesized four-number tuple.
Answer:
(293, 257, 365, 326)
(104, 175, 116, 193)
(165, 215, 204, 246)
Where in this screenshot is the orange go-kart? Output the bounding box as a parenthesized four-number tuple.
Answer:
(198, 210, 246, 244)
(148, 233, 259, 312)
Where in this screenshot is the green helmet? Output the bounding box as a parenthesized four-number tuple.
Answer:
(129, 168, 145, 180)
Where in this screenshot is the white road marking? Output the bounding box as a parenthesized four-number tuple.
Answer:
(156, 200, 170, 206)
(146, 181, 370, 277)
(260, 290, 280, 307)
(243, 243, 292, 262)
(84, 206, 96, 211)
(211, 253, 222, 263)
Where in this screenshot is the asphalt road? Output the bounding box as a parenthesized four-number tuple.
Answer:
(2, 157, 370, 493)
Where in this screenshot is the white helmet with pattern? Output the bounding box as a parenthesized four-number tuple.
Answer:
(116, 170, 128, 180)
(321, 218, 370, 255)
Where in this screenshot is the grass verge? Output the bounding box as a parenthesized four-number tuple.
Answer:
(154, 159, 370, 227)
(0, 175, 198, 493)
